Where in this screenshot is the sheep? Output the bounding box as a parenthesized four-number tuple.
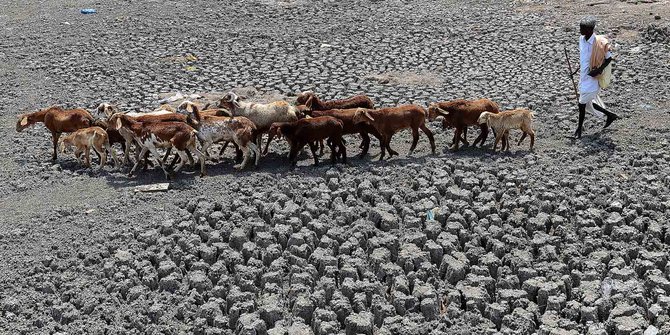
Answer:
(478, 109, 535, 152)
(16, 106, 95, 161)
(109, 113, 205, 179)
(218, 92, 299, 150)
(59, 126, 119, 170)
(266, 116, 346, 167)
(427, 99, 500, 151)
(296, 91, 374, 112)
(352, 105, 435, 160)
(264, 108, 383, 158)
(177, 101, 259, 170)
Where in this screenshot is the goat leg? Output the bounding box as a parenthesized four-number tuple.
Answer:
(518, 132, 527, 146)
(234, 143, 243, 163)
(504, 131, 511, 152)
(84, 147, 92, 168)
(234, 145, 250, 170)
(288, 143, 300, 168)
(186, 150, 194, 166)
(318, 140, 325, 156)
(129, 146, 149, 176)
(146, 146, 170, 179)
(51, 132, 61, 161)
(95, 144, 107, 170)
(219, 141, 231, 158)
(167, 153, 180, 171)
(106, 142, 119, 169)
(460, 127, 469, 147)
(142, 150, 153, 171)
(191, 147, 206, 177)
(245, 142, 260, 168)
(420, 124, 436, 154)
(335, 135, 347, 164)
(308, 142, 320, 166)
(74, 149, 83, 166)
(408, 127, 420, 155)
(474, 124, 488, 147)
(450, 127, 462, 151)
(386, 136, 399, 157)
(159, 148, 171, 165)
(358, 132, 371, 158)
(379, 136, 387, 161)
(493, 132, 504, 152)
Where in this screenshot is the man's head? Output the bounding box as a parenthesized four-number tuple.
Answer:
(579, 16, 596, 38)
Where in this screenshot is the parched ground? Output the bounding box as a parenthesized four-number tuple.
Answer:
(0, 0, 669, 334)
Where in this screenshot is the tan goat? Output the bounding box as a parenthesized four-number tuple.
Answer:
(60, 126, 119, 169)
(478, 109, 535, 151)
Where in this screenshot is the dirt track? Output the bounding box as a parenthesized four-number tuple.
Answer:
(1, 0, 669, 334)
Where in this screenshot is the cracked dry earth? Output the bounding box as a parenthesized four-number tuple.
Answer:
(1, 0, 670, 334)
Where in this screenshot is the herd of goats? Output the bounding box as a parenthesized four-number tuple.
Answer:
(15, 92, 536, 179)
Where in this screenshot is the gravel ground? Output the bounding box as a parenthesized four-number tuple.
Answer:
(1, 0, 670, 334)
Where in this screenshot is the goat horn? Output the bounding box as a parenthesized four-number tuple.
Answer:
(364, 110, 375, 122)
(436, 107, 449, 116)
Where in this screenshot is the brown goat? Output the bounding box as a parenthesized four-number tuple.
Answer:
(296, 91, 374, 111)
(352, 105, 435, 160)
(110, 113, 205, 179)
(97, 103, 190, 164)
(266, 116, 346, 167)
(16, 106, 95, 161)
(271, 108, 382, 158)
(294, 92, 375, 156)
(427, 99, 500, 151)
(60, 126, 119, 169)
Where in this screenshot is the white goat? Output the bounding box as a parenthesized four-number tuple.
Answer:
(218, 92, 299, 149)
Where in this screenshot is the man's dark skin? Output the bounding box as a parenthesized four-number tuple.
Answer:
(573, 24, 618, 139)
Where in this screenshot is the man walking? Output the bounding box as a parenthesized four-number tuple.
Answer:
(573, 16, 619, 139)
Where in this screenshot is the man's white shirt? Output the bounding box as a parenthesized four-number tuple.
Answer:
(579, 35, 612, 93)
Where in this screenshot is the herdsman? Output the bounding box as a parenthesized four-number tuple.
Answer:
(573, 16, 619, 139)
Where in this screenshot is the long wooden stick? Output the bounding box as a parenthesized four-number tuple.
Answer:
(563, 46, 580, 102)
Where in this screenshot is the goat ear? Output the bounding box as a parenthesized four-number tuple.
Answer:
(20, 116, 28, 126)
(233, 100, 241, 109)
(189, 103, 199, 114)
(364, 110, 375, 122)
(115, 117, 122, 129)
(305, 96, 314, 109)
